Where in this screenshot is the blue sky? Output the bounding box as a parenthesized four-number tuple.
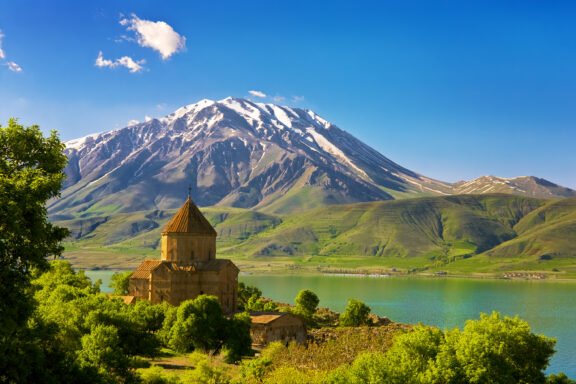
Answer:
(0, 0, 575, 188)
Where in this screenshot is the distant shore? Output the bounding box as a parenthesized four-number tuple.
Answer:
(78, 265, 576, 283)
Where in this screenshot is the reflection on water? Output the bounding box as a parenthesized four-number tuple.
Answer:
(84, 270, 576, 376)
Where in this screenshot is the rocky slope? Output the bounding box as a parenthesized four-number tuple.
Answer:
(49, 97, 575, 218)
(49, 97, 450, 218)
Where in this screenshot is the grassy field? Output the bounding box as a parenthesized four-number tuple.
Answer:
(55, 194, 576, 278)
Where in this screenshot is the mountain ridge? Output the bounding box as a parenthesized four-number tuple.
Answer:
(49, 97, 575, 218)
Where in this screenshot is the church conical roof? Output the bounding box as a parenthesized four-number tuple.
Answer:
(162, 197, 217, 235)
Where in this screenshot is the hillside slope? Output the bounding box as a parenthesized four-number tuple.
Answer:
(57, 195, 576, 276)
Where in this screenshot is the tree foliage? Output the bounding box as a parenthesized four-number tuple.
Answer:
(0, 119, 69, 383)
(295, 289, 319, 322)
(339, 299, 372, 327)
(167, 295, 252, 361)
(109, 271, 133, 296)
(169, 295, 227, 352)
(336, 311, 557, 384)
(77, 324, 134, 383)
(238, 282, 262, 310)
(223, 311, 253, 363)
(245, 294, 278, 312)
(548, 373, 576, 384)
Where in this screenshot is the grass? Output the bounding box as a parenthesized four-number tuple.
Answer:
(55, 195, 576, 278)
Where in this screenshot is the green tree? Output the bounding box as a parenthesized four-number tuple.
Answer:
(0, 119, 69, 382)
(30, 261, 160, 382)
(238, 282, 262, 310)
(222, 311, 253, 363)
(338, 312, 557, 384)
(245, 294, 279, 312)
(109, 271, 133, 296)
(339, 299, 372, 327)
(169, 295, 227, 352)
(32, 260, 100, 299)
(78, 324, 136, 383)
(295, 289, 319, 319)
(548, 373, 576, 384)
(168, 295, 253, 361)
(448, 312, 556, 383)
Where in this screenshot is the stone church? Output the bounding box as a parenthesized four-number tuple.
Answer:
(128, 196, 239, 314)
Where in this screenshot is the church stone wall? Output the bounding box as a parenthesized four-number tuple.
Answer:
(161, 233, 216, 263)
(149, 265, 172, 304)
(250, 315, 307, 347)
(129, 278, 150, 300)
(144, 267, 237, 313)
(219, 264, 238, 314)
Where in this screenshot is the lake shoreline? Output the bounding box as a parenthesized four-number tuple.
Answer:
(83, 269, 576, 376)
(79, 266, 576, 283)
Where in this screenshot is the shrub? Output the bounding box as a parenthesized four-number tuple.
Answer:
(339, 299, 372, 327)
(184, 352, 231, 384)
(139, 366, 180, 384)
(336, 312, 557, 384)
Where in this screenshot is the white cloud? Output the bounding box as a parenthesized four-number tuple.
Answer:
(95, 51, 145, 73)
(120, 14, 186, 60)
(272, 96, 285, 103)
(0, 30, 22, 72)
(0, 30, 5, 60)
(156, 103, 167, 109)
(145, 116, 152, 122)
(292, 96, 305, 102)
(7, 61, 22, 72)
(249, 90, 267, 98)
(127, 119, 140, 126)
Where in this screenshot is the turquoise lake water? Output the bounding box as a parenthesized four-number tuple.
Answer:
(85, 271, 576, 377)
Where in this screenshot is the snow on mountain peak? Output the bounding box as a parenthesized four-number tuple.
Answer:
(219, 97, 263, 121)
(160, 98, 216, 123)
(65, 132, 102, 150)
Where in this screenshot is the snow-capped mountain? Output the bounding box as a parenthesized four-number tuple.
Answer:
(49, 97, 451, 217)
(453, 176, 576, 198)
(48, 97, 574, 218)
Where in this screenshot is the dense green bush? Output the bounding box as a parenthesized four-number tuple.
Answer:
(139, 366, 180, 384)
(335, 312, 556, 384)
(167, 295, 253, 362)
(339, 299, 372, 327)
(245, 294, 279, 312)
(168, 295, 227, 352)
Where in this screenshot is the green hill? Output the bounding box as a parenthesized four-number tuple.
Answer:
(54, 195, 576, 277)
